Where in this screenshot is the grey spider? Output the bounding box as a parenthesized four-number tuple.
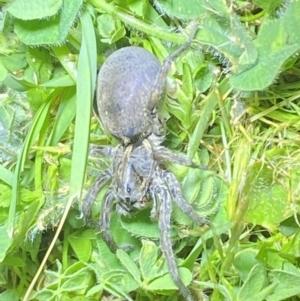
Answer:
(82, 22, 207, 301)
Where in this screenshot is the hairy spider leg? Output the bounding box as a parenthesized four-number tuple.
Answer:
(153, 144, 208, 170)
(88, 145, 116, 158)
(164, 170, 207, 226)
(147, 22, 199, 111)
(153, 175, 196, 301)
(82, 171, 112, 218)
(99, 190, 118, 253)
(116, 144, 134, 191)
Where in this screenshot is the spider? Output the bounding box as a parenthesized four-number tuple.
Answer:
(82, 22, 207, 301)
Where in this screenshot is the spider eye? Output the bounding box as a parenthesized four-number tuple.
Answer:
(127, 187, 131, 193)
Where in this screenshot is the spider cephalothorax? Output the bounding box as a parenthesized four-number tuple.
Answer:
(83, 22, 208, 301)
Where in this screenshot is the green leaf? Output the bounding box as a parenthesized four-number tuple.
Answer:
(68, 231, 92, 262)
(230, 45, 299, 91)
(120, 209, 177, 240)
(139, 240, 158, 281)
(25, 48, 53, 84)
(0, 224, 12, 262)
(95, 238, 124, 272)
(176, 88, 192, 129)
(1, 53, 27, 72)
(0, 166, 13, 186)
(233, 249, 261, 281)
(0, 184, 40, 208)
(26, 89, 49, 110)
(108, 214, 141, 256)
(230, 14, 258, 67)
(121, 273, 140, 292)
(51, 45, 77, 82)
(155, 1, 257, 71)
(8, 197, 44, 253)
(256, 244, 286, 270)
(237, 264, 269, 301)
(102, 273, 135, 301)
(7, 0, 63, 20)
(13, 0, 83, 45)
(0, 289, 19, 301)
(196, 18, 240, 64)
(195, 13, 257, 68)
(173, 169, 222, 225)
(183, 169, 214, 208)
(0, 61, 7, 81)
(2, 255, 25, 267)
(97, 14, 116, 38)
(287, 230, 300, 258)
(230, 0, 300, 90)
(252, 0, 282, 13)
(41, 74, 75, 88)
(139, 241, 172, 285)
(97, 13, 126, 44)
(147, 266, 192, 291)
(86, 284, 103, 297)
(127, 0, 149, 17)
(243, 162, 287, 228)
(116, 249, 141, 283)
(30, 289, 56, 300)
(61, 269, 92, 292)
(2, 74, 36, 92)
(154, 0, 208, 20)
(166, 97, 187, 128)
(179, 49, 209, 93)
(197, 281, 235, 300)
(279, 216, 300, 236)
(267, 269, 300, 301)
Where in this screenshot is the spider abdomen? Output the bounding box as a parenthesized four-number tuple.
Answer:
(97, 46, 162, 140)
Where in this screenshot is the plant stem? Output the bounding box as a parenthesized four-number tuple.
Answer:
(88, 0, 187, 44)
(240, 10, 265, 22)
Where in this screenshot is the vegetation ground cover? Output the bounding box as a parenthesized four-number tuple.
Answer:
(0, 0, 300, 300)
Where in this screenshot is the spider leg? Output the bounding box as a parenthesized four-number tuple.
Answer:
(88, 145, 116, 158)
(82, 170, 111, 218)
(99, 190, 118, 253)
(153, 145, 207, 170)
(164, 169, 207, 226)
(148, 23, 199, 111)
(150, 193, 160, 220)
(154, 180, 195, 301)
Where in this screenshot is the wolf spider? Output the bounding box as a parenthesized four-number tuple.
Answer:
(83, 22, 207, 301)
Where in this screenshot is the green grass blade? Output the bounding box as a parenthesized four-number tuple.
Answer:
(69, 12, 97, 197)
(22, 11, 97, 300)
(187, 78, 232, 159)
(0, 165, 13, 186)
(48, 87, 76, 145)
(0, 97, 52, 262)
